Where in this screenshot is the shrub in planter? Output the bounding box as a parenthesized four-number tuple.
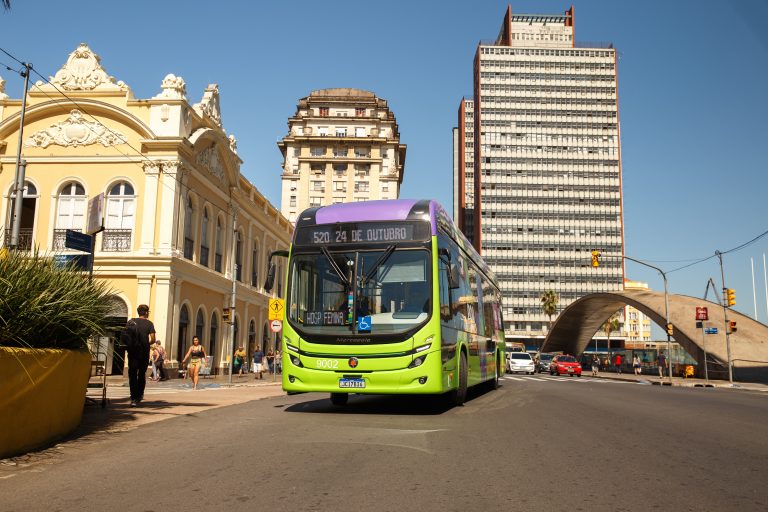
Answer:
(0, 249, 116, 349)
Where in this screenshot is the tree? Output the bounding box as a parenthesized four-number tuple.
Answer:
(540, 289, 558, 351)
(2, 1, 10, 11)
(602, 312, 621, 360)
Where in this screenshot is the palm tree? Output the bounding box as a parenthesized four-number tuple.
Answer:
(602, 311, 621, 360)
(540, 290, 558, 352)
(2, 1, 10, 11)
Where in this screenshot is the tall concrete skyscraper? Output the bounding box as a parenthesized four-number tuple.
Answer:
(455, 6, 624, 347)
(278, 88, 406, 223)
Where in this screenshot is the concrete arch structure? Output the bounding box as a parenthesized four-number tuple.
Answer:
(541, 290, 768, 383)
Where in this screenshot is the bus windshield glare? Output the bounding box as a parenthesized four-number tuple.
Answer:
(288, 248, 431, 336)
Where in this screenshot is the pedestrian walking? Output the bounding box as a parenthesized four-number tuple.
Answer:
(633, 355, 641, 375)
(122, 304, 156, 407)
(266, 349, 275, 374)
(234, 345, 246, 376)
(657, 351, 668, 379)
(253, 347, 264, 379)
(150, 343, 159, 381)
(154, 339, 167, 381)
(182, 336, 206, 390)
(614, 353, 623, 374)
(275, 348, 282, 374)
(591, 354, 600, 377)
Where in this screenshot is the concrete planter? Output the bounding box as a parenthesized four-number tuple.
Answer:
(0, 347, 91, 459)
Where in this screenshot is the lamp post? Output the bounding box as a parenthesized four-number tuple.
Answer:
(715, 251, 734, 384)
(622, 255, 673, 385)
(9, 62, 31, 249)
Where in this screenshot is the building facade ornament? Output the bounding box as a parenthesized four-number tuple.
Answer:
(0, 76, 8, 100)
(228, 134, 238, 154)
(142, 161, 161, 175)
(44, 44, 128, 92)
(153, 74, 186, 100)
(193, 84, 221, 126)
(24, 109, 128, 148)
(196, 145, 224, 181)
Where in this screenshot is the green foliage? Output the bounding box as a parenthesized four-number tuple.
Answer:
(0, 250, 116, 349)
(540, 289, 558, 320)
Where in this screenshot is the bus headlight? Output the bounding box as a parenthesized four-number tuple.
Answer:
(290, 355, 303, 367)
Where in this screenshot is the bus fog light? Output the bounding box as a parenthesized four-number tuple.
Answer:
(288, 375, 296, 383)
(418, 376, 428, 384)
(408, 354, 427, 368)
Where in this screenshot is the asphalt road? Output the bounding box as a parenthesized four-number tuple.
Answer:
(2, 375, 767, 512)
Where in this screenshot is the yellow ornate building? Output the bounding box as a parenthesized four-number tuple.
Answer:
(0, 44, 292, 373)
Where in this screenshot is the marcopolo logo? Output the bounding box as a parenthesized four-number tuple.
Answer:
(348, 357, 359, 369)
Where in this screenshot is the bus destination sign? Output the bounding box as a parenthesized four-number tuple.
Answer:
(295, 222, 429, 246)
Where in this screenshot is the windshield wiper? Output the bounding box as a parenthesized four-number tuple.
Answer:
(321, 246, 350, 288)
(361, 245, 395, 285)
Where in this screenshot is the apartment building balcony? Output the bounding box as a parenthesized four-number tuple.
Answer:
(2, 228, 33, 251)
(101, 229, 132, 252)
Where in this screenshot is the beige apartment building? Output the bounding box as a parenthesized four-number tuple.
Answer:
(277, 88, 406, 222)
(0, 44, 292, 374)
(623, 279, 653, 346)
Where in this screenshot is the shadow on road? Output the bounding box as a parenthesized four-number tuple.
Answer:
(283, 384, 494, 415)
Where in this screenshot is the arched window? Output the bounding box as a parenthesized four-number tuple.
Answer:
(53, 181, 86, 250)
(232, 316, 240, 363)
(235, 230, 243, 282)
(104, 181, 134, 252)
(195, 308, 205, 342)
(214, 217, 223, 272)
(183, 196, 194, 260)
(251, 240, 259, 287)
(200, 207, 210, 267)
(209, 312, 218, 367)
(6, 181, 38, 250)
(177, 304, 190, 361)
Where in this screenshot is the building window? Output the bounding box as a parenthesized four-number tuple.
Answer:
(311, 164, 324, 175)
(209, 312, 218, 362)
(333, 181, 346, 192)
(200, 207, 210, 267)
(183, 196, 194, 260)
(235, 231, 243, 282)
(311, 181, 324, 192)
(310, 197, 323, 207)
(333, 164, 347, 175)
(311, 146, 324, 157)
(319, 107, 329, 116)
(354, 164, 370, 176)
(215, 218, 223, 272)
(289, 196, 296, 207)
(103, 181, 134, 252)
(53, 181, 86, 250)
(355, 127, 366, 137)
(354, 148, 369, 158)
(333, 147, 346, 158)
(355, 107, 365, 117)
(335, 127, 346, 137)
(317, 126, 328, 136)
(354, 182, 369, 193)
(251, 241, 259, 287)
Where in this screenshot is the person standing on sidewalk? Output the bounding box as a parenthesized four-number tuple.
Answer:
(234, 345, 246, 376)
(154, 339, 167, 381)
(633, 354, 642, 375)
(125, 304, 156, 407)
(614, 353, 623, 374)
(253, 347, 264, 379)
(591, 354, 600, 377)
(657, 351, 668, 379)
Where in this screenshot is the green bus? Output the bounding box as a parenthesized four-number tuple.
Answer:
(264, 199, 505, 406)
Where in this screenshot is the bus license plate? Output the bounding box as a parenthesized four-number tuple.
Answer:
(339, 378, 365, 389)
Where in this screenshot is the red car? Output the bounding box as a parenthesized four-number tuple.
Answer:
(549, 355, 582, 377)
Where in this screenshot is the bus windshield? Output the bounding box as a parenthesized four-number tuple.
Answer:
(287, 248, 431, 336)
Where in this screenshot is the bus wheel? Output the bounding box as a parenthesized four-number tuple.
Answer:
(450, 351, 468, 406)
(330, 393, 348, 406)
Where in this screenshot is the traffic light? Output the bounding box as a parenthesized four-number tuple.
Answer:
(726, 288, 736, 307)
(222, 307, 231, 322)
(729, 320, 737, 334)
(591, 250, 600, 268)
(666, 323, 674, 336)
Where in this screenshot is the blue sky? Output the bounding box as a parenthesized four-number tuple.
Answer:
(2, 0, 768, 328)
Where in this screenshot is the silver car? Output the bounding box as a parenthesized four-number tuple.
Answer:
(536, 353, 555, 373)
(506, 352, 535, 375)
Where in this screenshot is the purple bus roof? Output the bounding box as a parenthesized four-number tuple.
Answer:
(316, 199, 424, 224)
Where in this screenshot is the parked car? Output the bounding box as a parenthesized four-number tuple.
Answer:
(507, 352, 536, 374)
(536, 352, 555, 373)
(549, 354, 582, 377)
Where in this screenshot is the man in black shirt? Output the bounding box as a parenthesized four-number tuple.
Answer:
(127, 304, 156, 407)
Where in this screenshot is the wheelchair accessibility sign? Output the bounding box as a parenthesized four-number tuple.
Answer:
(358, 315, 372, 332)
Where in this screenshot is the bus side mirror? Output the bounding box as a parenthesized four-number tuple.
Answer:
(264, 250, 289, 293)
(264, 264, 276, 292)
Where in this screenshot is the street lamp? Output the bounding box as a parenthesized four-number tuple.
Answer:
(622, 256, 673, 385)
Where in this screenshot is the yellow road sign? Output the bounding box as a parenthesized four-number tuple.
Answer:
(268, 299, 285, 321)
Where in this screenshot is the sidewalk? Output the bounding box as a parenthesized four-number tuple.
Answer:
(590, 369, 768, 392)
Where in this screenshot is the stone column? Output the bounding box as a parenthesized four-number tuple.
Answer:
(157, 160, 185, 256)
(140, 161, 160, 255)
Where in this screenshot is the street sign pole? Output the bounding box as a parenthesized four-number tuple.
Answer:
(700, 324, 709, 383)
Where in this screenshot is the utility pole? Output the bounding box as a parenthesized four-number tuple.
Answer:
(716, 251, 734, 384)
(9, 62, 31, 249)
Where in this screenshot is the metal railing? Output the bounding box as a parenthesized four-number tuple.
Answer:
(2, 228, 33, 250)
(101, 229, 132, 252)
(52, 228, 80, 251)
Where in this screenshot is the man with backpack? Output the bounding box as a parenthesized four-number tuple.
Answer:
(122, 304, 156, 407)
